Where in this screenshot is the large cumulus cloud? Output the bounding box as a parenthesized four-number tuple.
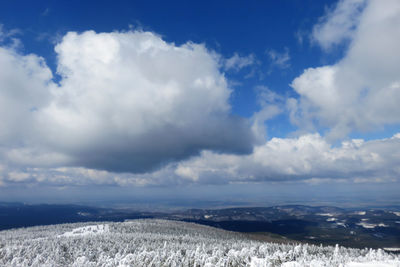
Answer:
(290, 0, 400, 140)
(0, 30, 254, 174)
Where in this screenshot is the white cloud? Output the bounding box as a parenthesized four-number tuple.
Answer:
(0, 24, 19, 42)
(1, 1, 400, 188)
(0, 24, 22, 50)
(170, 133, 400, 185)
(0, 30, 254, 174)
(311, 0, 367, 50)
(8, 171, 31, 182)
(4, 132, 399, 187)
(0, 24, 4, 41)
(0, 45, 53, 145)
(295, 30, 306, 46)
(223, 53, 255, 71)
(251, 86, 285, 143)
(267, 48, 290, 69)
(290, 0, 400, 140)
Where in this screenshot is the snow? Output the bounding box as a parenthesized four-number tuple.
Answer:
(347, 262, 399, 267)
(391, 211, 400, 216)
(357, 222, 388, 229)
(280, 261, 302, 267)
(336, 222, 346, 227)
(384, 248, 400, 252)
(354, 211, 366, 215)
(357, 222, 376, 228)
(1, 220, 399, 266)
(58, 224, 109, 237)
(317, 213, 335, 217)
(76, 212, 91, 216)
(326, 218, 347, 227)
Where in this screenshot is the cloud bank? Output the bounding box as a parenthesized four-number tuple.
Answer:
(2, 133, 399, 187)
(0, 30, 254, 175)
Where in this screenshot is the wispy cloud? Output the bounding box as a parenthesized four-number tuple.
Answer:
(311, 0, 367, 51)
(251, 86, 285, 142)
(223, 52, 255, 72)
(267, 48, 290, 69)
(0, 24, 21, 44)
(41, 8, 50, 16)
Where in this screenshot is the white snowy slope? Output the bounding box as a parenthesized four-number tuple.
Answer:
(0, 219, 399, 266)
(57, 224, 110, 238)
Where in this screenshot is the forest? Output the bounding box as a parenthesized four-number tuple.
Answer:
(1, 219, 399, 266)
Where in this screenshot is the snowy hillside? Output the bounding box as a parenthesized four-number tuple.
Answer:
(0, 219, 399, 266)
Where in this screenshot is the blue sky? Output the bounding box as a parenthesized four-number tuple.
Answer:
(0, 0, 399, 207)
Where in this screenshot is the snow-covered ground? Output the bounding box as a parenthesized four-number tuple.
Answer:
(326, 218, 347, 227)
(0, 219, 399, 266)
(317, 213, 335, 217)
(357, 221, 389, 229)
(353, 211, 366, 216)
(58, 224, 109, 238)
(384, 248, 400, 252)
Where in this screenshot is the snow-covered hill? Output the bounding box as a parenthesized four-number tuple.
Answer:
(0, 219, 399, 266)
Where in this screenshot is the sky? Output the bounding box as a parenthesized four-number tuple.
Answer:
(0, 0, 400, 208)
